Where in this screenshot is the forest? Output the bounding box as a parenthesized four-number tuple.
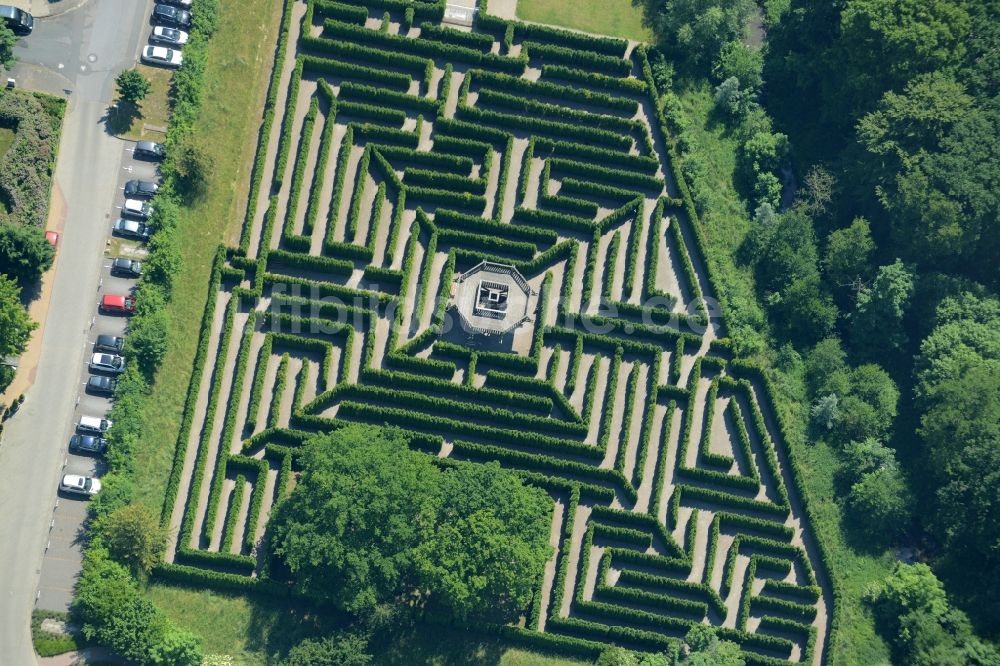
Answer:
(645, 0, 998, 663)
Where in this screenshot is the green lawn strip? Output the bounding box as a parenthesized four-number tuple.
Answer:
(676, 80, 894, 664)
(515, 0, 652, 43)
(131, 0, 283, 512)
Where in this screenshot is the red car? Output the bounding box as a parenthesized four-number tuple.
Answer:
(100, 294, 136, 315)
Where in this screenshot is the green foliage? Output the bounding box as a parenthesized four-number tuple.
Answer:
(712, 41, 763, 92)
(170, 142, 215, 201)
(0, 219, 55, 284)
(846, 463, 911, 543)
(74, 548, 167, 662)
(147, 626, 203, 666)
(850, 259, 915, 358)
(866, 563, 1000, 666)
(116, 69, 153, 104)
(0, 23, 14, 69)
(269, 425, 551, 622)
(823, 217, 874, 292)
(0, 274, 35, 358)
(127, 309, 170, 378)
(656, 0, 756, 69)
(282, 632, 373, 666)
(97, 503, 168, 577)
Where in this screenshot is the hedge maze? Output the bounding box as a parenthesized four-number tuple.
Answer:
(158, 1, 833, 663)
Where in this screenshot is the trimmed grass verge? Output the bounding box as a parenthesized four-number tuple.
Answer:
(115, 65, 173, 141)
(516, 0, 652, 43)
(131, 0, 283, 513)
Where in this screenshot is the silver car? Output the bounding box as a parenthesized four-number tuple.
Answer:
(89, 353, 125, 374)
(60, 474, 102, 497)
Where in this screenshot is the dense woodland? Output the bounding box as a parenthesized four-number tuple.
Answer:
(645, 0, 998, 662)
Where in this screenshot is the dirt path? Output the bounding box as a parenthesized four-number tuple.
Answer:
(558, 503, 592, 617)
(166, 291, 230, 560)
(535, 495, 565, 631)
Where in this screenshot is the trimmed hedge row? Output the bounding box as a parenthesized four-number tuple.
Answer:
(471, 70, 638, 113)
(435, 208, 556, 244)
(201, 311, 258, 542)
(220, 474, 246, 553)
(161, 248, 226, 526)
(312, 0, 368, 23)
(339, 80, 440, 114)
(281, 96, 318, 245)
(323, 18, 524, 72)
(419, 22, 494, 50)
(548, 158, 662, 192)
(535, 137, 658, 173)
(404, 167, 485, 194)
(364, 368, 552, 412)
(272, 57, 304, 187)
(522, 41, 631, 77)
(476, 89, 637, 135)
(244, 335, 273, 431)
(306, 54, 413, 91)
(267, 354, 290, 429)
(541, 64, 646, 94)
(300, 35, 431, 75)
(176, 295, 236, 548)
(450, 439, 625, 490)
(456, 106, 631, 151)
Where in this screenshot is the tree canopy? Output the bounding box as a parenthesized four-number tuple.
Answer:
(268, 425, 552, 622)
(0, 274, 35, 359)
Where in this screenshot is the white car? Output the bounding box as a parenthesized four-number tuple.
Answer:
(150, 26, 188, 46)
(141, 45, 182, 68)
(78, 415, 112, 434)
(89, 353, 125, 374)
(123, 198, 153, 220)
(60, 474, 102, 497)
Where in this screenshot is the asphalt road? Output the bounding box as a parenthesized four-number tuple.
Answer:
(0, 0, 152, 660)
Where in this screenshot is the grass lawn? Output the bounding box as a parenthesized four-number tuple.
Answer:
(131, 0, 283, 513)
(113, 65, 172, 141)
(675, 80, 895, 666)
(149, 583, 591, 665)
(0, 126, 15, 160)
(516, 0, 652, 43)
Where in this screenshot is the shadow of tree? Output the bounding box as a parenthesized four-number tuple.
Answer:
(104, 101, 142, 137)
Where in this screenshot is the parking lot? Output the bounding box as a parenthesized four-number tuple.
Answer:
(35, 142, 161, 611)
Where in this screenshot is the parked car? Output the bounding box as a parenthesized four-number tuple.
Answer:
(150, 27, 189, 47)
(124, 179, 159, 198)
(0, 4, 32, 35)
(86, 376, 118, 396)
(89, 353, 125, 374)
(158, 0, 192, 8)
(77, 415, 112, 434)
(111, 258, 142, 278)
(112, 218, 152, 240)
(69, 434, 108, 455)
(141, 45, 183, 69)
(94, 334, 125, 353)
(100, 294, 136, 315)
(152, 4, 190, 28)
(123, 198, 154, 219)
(59, 474, 102, 497)
(134, 140, 165, 160)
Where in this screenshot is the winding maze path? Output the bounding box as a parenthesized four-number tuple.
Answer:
(158, 1, 833, 663)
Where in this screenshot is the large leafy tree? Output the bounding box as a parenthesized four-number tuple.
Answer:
(0, 222, 55, 285)
(653, 0, 756, 69)
(850, 259, 915, 359)
(0, 274, 35, 359)
(268, 426, 552, 622)
(268, 426, 441, 614)
(421, 462, 551, 622)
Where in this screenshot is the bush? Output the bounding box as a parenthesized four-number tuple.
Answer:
(116, 69, 152, 104)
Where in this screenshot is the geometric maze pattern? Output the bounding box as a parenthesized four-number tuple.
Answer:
(159, 1, 831, 664)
